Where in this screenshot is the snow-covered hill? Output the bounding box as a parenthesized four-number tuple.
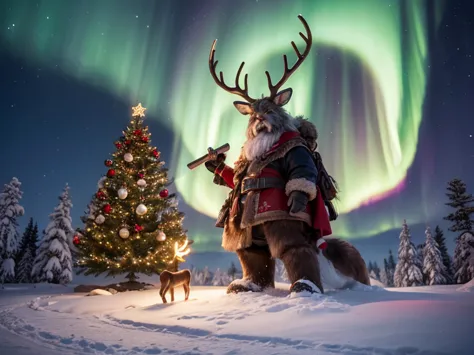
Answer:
(0, 277, 472, 355)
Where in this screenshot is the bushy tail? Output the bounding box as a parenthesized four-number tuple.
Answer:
(321, 237, 370, 285)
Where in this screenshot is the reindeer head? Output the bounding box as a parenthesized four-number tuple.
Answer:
(209, 14, 312, 142)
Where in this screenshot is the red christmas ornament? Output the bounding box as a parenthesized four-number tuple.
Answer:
(104, 159, 113, 167)
(133, 129, 142, 136)
(159, 189, 169, 198)
(73, 235, 80, 245)
(138, 172, 144, 179)
(152, 149, 159, 158)
(125, 139, 132, 145)
(115, 142, 122, 149)
(141, 136, 149, 143)
(96, 190, 107, 200)
(107, 169, 116, 178)
(134, 224, 144, 232)
(103, 204, 112, 214)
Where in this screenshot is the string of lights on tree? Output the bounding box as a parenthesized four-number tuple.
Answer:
(74, 103, 191, 280)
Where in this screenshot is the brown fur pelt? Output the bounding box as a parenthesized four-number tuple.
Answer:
(159, 269, 191, 303)
(321, 238, 370, 285)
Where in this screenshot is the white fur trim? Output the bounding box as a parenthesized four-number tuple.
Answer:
(285, 178, 317, 200)
(316, 253, 353, 290)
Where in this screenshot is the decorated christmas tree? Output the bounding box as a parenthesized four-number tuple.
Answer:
(76, 103, 190, 282)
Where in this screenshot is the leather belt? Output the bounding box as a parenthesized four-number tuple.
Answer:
(241, 177, 285, 194)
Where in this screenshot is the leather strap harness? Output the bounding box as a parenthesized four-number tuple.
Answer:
(241, 177, 285, 194)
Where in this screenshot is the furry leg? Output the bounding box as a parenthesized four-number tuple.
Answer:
(263, 220, 324, 294)
(227, 244, 275, 294)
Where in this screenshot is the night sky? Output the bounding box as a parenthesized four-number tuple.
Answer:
(0, 0, 473, 268)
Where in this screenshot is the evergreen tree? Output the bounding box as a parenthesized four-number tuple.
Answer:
(433, 225, 454, 283)
(76, 104, 188, 282)
(211, 268, 231, 286)
(16, 219, 39, 283)
(15, 217, 34, 266)
(394, 220, 424, 287)
(31, 184, 73, 284)
(275, 259, 289, 283)
(385, 250, 396, 287)
(372, 262, 381, 280)
(0, 177, 25, 283)
(444, 178, 474, 234)
(422, 226, 449, 285)
(367, 261, 374, 274)
(416, 243, 425, 283)
(380, 259, 389, 286)
(227, 261, 238, 281)
(452, 232, 474, 284)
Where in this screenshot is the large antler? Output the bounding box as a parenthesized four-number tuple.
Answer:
(209, 39, 257, 103)
(266, 14, 313, 99)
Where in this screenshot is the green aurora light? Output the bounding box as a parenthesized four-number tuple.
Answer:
(0, 0, 443, 245)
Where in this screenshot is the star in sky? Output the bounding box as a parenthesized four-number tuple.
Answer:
(132, 103, 146, 117)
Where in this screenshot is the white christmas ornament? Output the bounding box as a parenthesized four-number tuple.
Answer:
(124, 153, 133, 162)
(118, 188, 128, 199)
(156, 230, 166, 241)
(137, 179, 147, 187)
(95, 214, 105, 224)
(119, 228, 130, 239)
(136, 204, 148, 215)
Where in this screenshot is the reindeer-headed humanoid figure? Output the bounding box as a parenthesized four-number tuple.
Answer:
(204, 15, 370, 296)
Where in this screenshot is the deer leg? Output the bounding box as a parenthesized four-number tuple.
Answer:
(170, 287, 175, 302)
(160, 280, 171, 304)
(183, 283, 190, 301)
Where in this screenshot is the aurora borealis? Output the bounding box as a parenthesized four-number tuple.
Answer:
(1, 0, 473, 257)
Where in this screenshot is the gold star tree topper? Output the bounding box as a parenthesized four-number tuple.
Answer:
(132, 103, 147, 117)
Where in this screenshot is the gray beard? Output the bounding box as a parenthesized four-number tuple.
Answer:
(243, 132, 280, 161)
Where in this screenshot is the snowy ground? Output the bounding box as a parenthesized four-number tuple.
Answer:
(0, 277, 473, 355)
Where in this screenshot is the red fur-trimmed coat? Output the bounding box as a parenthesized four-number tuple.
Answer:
(213, 131, 332, 252)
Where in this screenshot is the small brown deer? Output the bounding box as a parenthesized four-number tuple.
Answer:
(159, 269, 191, 304)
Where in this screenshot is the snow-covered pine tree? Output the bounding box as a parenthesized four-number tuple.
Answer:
(275, 259, 289, 283)
(211, 268, 231, 286)
(227, 262, 238, 281)
(0, 177, 25, 283)
(394, 220, 424, 287)
(433, 225, 454, 283)
(16, 219, 39, 283)
(452, 232, 474, 284)
(416, 243, 425, 283)
(31, 184, 74, 284)
(422, 226, 449, 285)
(385, 250, 396, 287)
(367, 261, 374, 274)
(444, 178, 474, 234)
(202, 266, 212, 285)
(372, 262, 381, 280)
(380, 259, 389, 286)
(190, 267, 204, 285)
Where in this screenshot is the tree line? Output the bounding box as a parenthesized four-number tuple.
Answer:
(367, 178, 474, 287)
(0, 178, 75, 285)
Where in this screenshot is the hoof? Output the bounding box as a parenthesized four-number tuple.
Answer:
(226, 279, 263, 294)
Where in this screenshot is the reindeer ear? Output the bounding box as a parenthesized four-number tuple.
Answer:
(273, 88, 293, 106)
(233, 101, 253, 115)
